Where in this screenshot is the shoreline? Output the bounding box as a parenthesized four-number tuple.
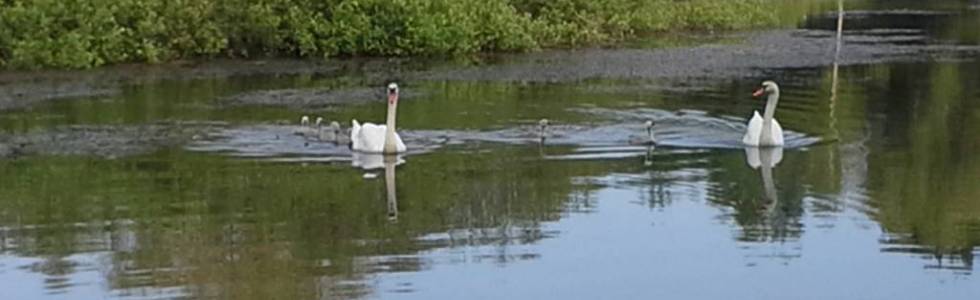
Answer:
(3, 23, 978, 113)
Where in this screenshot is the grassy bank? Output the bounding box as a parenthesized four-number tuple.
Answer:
(0, 0, 776, 69)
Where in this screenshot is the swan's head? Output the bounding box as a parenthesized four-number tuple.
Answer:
(644, 120, 654, 128)
(301, 115, 310, 126)
(315, 117, 323, 127)
(387, 83, 399, 105)
(329, 121, 341, 130)
(753, 81, 779, 97)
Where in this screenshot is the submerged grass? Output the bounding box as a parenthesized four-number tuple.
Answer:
(0, 0, 777, 69)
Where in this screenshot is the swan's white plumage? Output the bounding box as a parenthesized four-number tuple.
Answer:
(742, 111, 784, 146)
(742, 111, 762, 145)
(350, 119, 406, 153)
(771, 118, 784, 146)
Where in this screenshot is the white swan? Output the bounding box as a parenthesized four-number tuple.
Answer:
(743, 81, 785, 147)
(350, 83, 407, 153)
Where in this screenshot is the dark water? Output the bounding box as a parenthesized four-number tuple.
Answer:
(2, 1, 980, 299)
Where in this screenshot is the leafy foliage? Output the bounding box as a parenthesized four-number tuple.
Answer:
(0, 0, 775, 69)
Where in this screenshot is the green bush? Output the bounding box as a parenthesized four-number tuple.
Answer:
(0, 0, 775, 69)
(321, 0, 539, 56)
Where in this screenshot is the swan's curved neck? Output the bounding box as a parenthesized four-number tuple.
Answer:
(759, 89, 780, 145)
(383, 98, 398, 153)
(762, 90, 779, 123)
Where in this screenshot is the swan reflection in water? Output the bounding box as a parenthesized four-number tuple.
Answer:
(384, 157, 399, 221)
(351, 152, 403, 221)
(351, 152, 405, 170)
(744, 147, 783, 213)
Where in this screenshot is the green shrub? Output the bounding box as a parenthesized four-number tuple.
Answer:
(322, 0, 539, 56)
(0, 0, 775, 69)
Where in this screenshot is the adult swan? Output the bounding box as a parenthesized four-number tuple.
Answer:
(742, 81, 784, 147)
(351, 83, 407, 154)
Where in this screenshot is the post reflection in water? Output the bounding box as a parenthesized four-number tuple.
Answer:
(829, 0, 844, 142)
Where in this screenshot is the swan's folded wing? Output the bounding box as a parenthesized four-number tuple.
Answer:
(350, 120, 361, 139)
(393, 132, 407, 152)
(355, 123, 387, 152)
(742, 111, 763, 146)
(771, 118, 784, 146)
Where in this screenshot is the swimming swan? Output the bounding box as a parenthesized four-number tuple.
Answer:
(742, 81, 784, 147)
(351, 83, 407, 154)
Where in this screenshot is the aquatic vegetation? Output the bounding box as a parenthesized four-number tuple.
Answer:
(0, 0, 776, 69)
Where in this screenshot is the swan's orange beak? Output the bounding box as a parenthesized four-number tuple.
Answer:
(388, 93, 397, 105)
(752, 88, 765, 98)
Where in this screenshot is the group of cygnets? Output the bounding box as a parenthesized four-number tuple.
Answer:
(292, 80, 785, 154)
(534, 118, 657, 145)
(295, 115, 349, 144)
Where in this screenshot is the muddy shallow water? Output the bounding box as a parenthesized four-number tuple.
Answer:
(1, 1, 980, 299)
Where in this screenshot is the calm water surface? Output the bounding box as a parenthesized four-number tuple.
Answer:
(2, 1, 979, 299)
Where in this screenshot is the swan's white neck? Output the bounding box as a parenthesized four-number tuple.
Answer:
(383, 96, 399, 154)
(760, 89, 780, 144)
(762, 89, 779, 123)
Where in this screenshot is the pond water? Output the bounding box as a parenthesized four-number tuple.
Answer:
(2, 1, 979, 299)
